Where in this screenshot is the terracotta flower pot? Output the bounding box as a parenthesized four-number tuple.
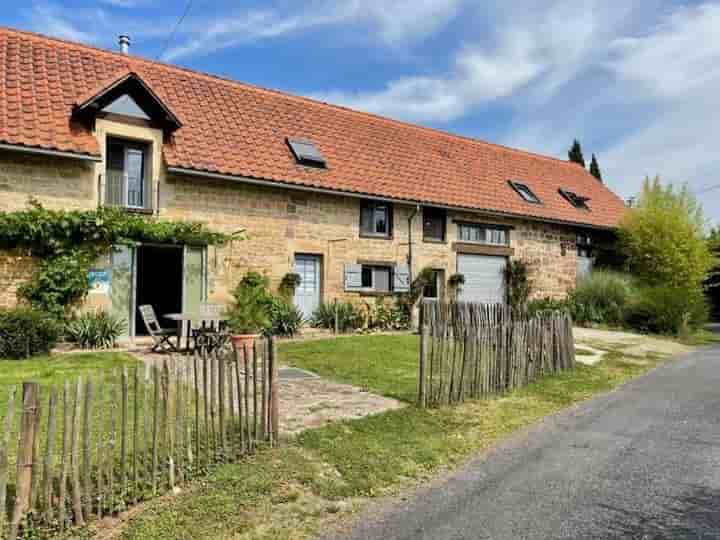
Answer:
(231, 334, 259, 350)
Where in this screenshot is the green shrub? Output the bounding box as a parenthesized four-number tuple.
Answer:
(65, 310, 126, 349)
(625, 286, 709, 336)
(312, 301, 359, 332)
(526, 297, 569, 318)
(367, 297, 410, 331)
(226, 272, 273, 335)
(568, 270, 635, 326)
(268, 298, 304, 337)
(619, 177, 714, 288)
(504, 259, 533, 309)
(0, 308, 59, 359)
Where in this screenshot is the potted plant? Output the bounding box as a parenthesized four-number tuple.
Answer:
(447, 273, 465, 303)
(225, 272, 272, 349)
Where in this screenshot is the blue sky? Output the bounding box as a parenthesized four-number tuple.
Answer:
(3, 0, 720, 222)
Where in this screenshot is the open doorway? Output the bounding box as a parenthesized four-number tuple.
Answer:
(135, 245, 183, 335)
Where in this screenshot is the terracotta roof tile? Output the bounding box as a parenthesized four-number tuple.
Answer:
(0, 26, 627, 228)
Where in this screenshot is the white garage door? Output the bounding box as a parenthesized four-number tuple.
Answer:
(457, 254, 507, 304)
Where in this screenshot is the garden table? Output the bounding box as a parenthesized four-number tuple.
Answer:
(163, 311, 228, 352)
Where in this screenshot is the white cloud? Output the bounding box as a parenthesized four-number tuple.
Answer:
(313, 33, 545, 122)
(29, 5, 99, 43)
(162, 0, 465, 61)
(311, 1, 614, 122)
(601, 4, 720, 208)
(606, 4, 720, 100)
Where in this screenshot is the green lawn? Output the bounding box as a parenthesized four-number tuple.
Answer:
(118, 335, 674, 540)
(0, 352, 141, 481)
(0, 351, 141, 414)
(280, 334, 419, 402)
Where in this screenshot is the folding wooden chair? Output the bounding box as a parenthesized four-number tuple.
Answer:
(139, 305, 178, 353)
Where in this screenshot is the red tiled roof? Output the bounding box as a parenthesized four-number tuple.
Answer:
(0, 26, 627, 228)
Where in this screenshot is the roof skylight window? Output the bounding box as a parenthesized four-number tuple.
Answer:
(559, 188, 591, 210)
(508, 180, 541, 204)
(287, 138, 326, 168)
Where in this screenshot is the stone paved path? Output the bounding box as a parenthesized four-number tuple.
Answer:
(128, 348, 404, 437)
(278, 374, 404, 435)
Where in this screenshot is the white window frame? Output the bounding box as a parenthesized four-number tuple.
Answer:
(361, 264, 394, 292)
(457, 223, 509, 246)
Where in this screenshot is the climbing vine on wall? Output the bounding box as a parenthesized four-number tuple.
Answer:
(0, 200, 230, 318)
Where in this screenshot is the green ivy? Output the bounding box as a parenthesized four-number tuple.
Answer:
(1, 200, 229, 317)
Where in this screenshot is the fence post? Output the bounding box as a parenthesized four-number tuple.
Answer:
(418, 322, 428, 407)
(0, 386, 17, 539)
(334, 298, 339, 334)
(42, 388, 59, 522)
(270, 336, 280, 445)
(8, 382, 40, 540)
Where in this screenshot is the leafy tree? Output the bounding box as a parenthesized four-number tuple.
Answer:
(619, 176, 714, 289)
(568, 139, 586, 167)
(589, 154, 603, 182)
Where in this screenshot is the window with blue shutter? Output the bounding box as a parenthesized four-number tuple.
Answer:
(394, 264, 410, 293)
(344, 263, 363, 290)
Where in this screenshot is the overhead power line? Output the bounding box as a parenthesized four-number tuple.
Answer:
(693, 183, 720, 195)
(156, 0, 193, 60)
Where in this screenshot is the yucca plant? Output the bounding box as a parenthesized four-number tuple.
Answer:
(65, 310, 126, 349)
(311, 301, 359, 332)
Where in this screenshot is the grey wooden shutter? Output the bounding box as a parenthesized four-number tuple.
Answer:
(344, 263, 363, 291)
(394, 264, 410, 293)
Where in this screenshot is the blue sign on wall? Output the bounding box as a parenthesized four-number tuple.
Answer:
(88, 270, 110, 295)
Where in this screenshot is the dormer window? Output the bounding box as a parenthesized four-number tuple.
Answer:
(105, 137, 151, 212)
(559, 188, 590, 210)
(287, 138, 326, 168)
(73, 71, 181, 133)
(102, 94, 151, 120)
(508, 180, 541, 204)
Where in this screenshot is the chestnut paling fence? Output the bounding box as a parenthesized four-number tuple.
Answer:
(0, 339, 279, 540)
(418, 302, 576, 407)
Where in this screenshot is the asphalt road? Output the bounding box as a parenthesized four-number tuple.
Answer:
(326, 346, 720, 540)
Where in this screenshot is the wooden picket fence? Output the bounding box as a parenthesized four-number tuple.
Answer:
(0, 338, 279, 540)
(418, 302, 575, 407)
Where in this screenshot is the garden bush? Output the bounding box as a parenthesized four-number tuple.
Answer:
(619, 177, 714, 289)
(625, 286, 709, 336)
(0, 308, 59, 359)
(268, 298, 304, 337)
(568, 270, 635, 326)
(365, 297, 410, 331)
(526, 297, 569, 317)
(226, 272, 273, 335)
(312, 301, 360, 332)
(504, 259, 533, 309)
(65, 310, 126, 349)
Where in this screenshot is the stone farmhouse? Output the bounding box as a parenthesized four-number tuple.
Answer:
(0, 27, 627, 338)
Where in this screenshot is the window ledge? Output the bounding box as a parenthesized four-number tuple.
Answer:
(118, 206, 154, 215)
(358, 290, 395, 297)
(423, 238, 447, 244)
(359, 233, 393, 240)
(452, 242, 514, 256)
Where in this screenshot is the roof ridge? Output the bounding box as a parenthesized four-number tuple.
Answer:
(0, 25, 586, 172)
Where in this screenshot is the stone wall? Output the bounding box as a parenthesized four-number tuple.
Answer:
(0, 149, 583, 311)
(163, 174, 580, 305)
(0, 250, 35, 309)
(0, 150, 96, 212)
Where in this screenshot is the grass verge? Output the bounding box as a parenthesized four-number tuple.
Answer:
(0, 352, 141, 474)
(119, 336, 673, 540)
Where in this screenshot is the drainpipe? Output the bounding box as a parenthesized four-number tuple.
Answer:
(407, 205, 421, 331)
(407, 205, 420, 285)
